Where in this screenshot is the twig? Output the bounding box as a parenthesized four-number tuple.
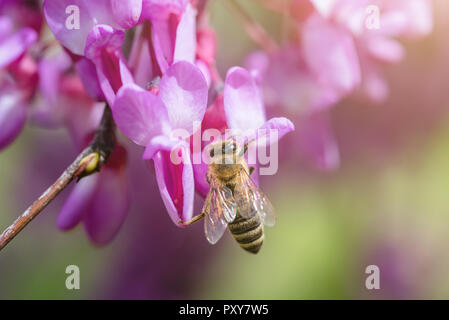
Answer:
(0, 106, 116, 252)
(226, 0, 279, 53)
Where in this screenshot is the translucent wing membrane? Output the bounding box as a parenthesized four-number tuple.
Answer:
(256, 190, 276, 227)
(236, 168, 276, 226)
(204, 203, 227, 244)
(204, 178, 237, 244)
(217, 185, 237, 223)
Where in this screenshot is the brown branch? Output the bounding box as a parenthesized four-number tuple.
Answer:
(0, 106, 116, 252)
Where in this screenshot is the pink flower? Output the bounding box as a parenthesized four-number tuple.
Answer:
(0, 14, 38, 150)
(246, 47, 341, 113)
(44, 0, 136, 105)
(43, 0, 121, 56)
(84, 24, 134, 105)
(246, 0, 432, 170)
(308, 0, 433, 101)
(245, 48, 341, 171)
(140, 0, 197, 73)
(58, 145, 130, 245)
(301, 13, 361, 99)
(111, 61, 208, 225)
(111, 0, 143, 29)
(31, 49, 104, 149)
(0, 83, 28, 150)
(0, 17, 37, 69)
(0, 0, 43, 33)
(257, 2, 361, 108)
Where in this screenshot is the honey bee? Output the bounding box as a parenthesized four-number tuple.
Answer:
(180, 139, 275, 254)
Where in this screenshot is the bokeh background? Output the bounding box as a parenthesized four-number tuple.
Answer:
(2, 0, 449, 299)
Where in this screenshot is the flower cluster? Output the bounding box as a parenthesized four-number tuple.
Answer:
(247, 0, 433, 170)
(0, 0, 433, 245)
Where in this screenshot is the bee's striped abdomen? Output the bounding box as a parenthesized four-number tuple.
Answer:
(228, 212, 264, 254)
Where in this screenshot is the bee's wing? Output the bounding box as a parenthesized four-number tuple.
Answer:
(203, 178, 237, 245)
(235, 168, 276, 227)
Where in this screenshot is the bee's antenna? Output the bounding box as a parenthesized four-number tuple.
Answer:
(241, 138, 256, 155)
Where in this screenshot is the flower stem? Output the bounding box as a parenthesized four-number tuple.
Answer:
(0, 105, 116, 252)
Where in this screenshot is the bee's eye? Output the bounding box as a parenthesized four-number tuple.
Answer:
(209, 149, 215, 158)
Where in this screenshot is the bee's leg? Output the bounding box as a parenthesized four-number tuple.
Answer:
(178, 212, 205, 226)
(249, 166, 255, 175)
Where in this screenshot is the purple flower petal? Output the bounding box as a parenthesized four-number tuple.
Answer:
(141, 0, 187, 20)
(30, 50, 72, 128)
(361, 59, 389, 103)
(388, 0, 433, 38)
(243, 50, 270, 85)
(111, 83, 170, 146)
(251, 117, 295, 148)
(0, 17, 13, 41)
(365, 36, 404, 63)
(193, 160, 209, 198)
(44, 0, 119, 55)
(159, 61, 208, 133)
(38, 50, 72, 107)
(75, 57, 105, 101)
(0, 27, 37, 68)
(57, 174, 99, 230)
(173, 3, 196, 64)
(153, 144, 194, 226)
(151, 19, 175, 73)
(255, 46, 341, 112)
(111, 0, 142, 29)
(84, 25, 125, 61)
(310, 0, 336, 17)
(224, 66, 266, 131)
(0, 90, 27, 150)
(83, 168, 130, 245)
(298, 111, 340, 171)
(84, 25, 133, 104)
(128, 29, 154, 88)
(303, 14, 361, 95)
(142, 135, 180, 160)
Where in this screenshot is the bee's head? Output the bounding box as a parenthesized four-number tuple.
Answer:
(207, 139, 244, 166)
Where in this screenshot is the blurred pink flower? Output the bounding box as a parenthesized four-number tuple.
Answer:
(246, 0, 433, 170)
(194, 11, 218, 87)
(309, 0, 433, 101)
(31, 49, 104, 149)
(58, 145, 130, 245)
(0, 82, 29, 150)
(0, 14, 38, 150)
(245, 48, 341, 171)
(0, 0, 43, 33)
